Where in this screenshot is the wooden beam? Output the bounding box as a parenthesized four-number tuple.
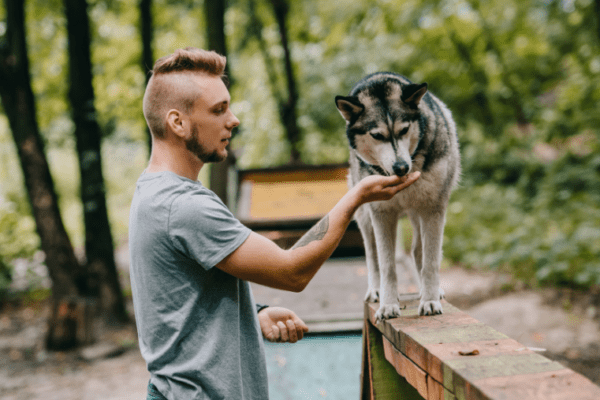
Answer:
(362, 319, 425, 399)
(364, 297, 600, 400)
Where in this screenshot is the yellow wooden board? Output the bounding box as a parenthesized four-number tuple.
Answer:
(236, 165, 350, 223)
(247, 179, 348, 220)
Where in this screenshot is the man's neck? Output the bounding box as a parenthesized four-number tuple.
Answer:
(146, 140, 204, 181)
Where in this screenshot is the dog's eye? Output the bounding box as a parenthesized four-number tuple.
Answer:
(397, 127, 410, 137)
(370, 132, 386, 141)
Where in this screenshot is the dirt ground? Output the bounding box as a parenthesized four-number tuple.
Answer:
(1, 259, 599, 399)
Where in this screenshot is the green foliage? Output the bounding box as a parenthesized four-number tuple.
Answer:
(25, 0, 71, 147)
(0, 118, 40, 293)
(0, 195, 39, 277)
(90, 0, 147, 143)
(1, 0, 599, 291)
(445, 181, 600, 287)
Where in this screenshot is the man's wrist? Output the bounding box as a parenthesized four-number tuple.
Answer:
(256, 303, 269, 314)
(343, 185, 363, 216)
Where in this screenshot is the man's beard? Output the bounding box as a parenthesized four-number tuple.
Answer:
(185, 124, 227, 163)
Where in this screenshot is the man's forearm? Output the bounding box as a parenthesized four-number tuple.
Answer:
(291, 215, 330, 250)
(285, 188, 361, 288)
(214, 192, 358, 293)
(215, 172, 419, 293)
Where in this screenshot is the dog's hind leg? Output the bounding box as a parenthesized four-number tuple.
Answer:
(372, 211, 402, 321)
(356, 206, 380, 302)
(418, 209, 447, 316)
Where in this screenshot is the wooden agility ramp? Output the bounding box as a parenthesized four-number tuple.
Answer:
(361, 294, 600, 400)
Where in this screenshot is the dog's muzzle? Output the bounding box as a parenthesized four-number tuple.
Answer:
(392, 161, 409, 177)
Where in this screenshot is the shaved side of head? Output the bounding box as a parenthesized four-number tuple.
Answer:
(143, 48, 227, 139)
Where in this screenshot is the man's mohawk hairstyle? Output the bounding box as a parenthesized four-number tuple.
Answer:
(152, 47, 226, 77)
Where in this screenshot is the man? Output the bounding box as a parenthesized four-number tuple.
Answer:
(129, 47, 420, 400)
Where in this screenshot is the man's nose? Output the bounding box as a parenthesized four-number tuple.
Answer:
(392, 161, 409, 177)
(228, 111, 240, 130)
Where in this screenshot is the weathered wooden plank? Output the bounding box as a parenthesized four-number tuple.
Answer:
(443, 353, 566, 399)
(365, 299, 600, 400)
(382, 335, 428, 398)
(424, 338, 536, 383)
(427, 375, 457, 400)
(410, 324, 508, 345)
(445, 353, 565, 382)
(472, 368, 600, 400)
(366, 300, 475, 355)
(363, 320, 425, 399)
(366, 300, 498, 382)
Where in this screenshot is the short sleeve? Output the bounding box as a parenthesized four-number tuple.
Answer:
(169, 189, 251, 270)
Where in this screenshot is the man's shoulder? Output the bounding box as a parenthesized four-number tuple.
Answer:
(134, 171, 237, 223)
(132, 172, 210, 222)
(170, 186, 231, 221)
(136, 171, 213, 201)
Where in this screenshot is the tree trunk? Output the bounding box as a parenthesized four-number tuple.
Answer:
(247, 0, 283, 104)
(0, 0, 85, 349)
(63, 0, 128, 323)
(270, 0, 302, 164)
(204, 0, 234, 206)
(140, 0, 154, 156)
(596, 0, 600, 41)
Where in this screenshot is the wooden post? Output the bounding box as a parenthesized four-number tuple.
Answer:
(362, 317, 425, 399)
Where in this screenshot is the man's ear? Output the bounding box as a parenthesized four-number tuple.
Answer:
(166, 109, 186, 138)
(335, 96, 364, 122)
(401, 83, 428, 108)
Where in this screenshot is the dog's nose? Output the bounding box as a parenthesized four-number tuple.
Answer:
(392, 161, 409, 177)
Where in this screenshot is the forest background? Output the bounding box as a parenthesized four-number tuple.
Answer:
(1, 0, 600, 319)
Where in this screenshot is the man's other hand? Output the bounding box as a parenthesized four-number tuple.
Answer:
(258, 307, 309, 343)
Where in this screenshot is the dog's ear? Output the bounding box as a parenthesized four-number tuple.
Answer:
(335, 96, 364, 122)
(401, 83, 428, 108)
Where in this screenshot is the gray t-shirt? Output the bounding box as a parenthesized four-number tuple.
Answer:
(128, 171, 268, 400)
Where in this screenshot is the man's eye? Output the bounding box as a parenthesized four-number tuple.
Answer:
(370, 132, 386, 141)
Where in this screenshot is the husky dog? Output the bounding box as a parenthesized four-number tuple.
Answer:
(335, 72, 460, 320)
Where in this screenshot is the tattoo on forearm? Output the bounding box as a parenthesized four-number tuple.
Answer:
(292, 215, 329, 249)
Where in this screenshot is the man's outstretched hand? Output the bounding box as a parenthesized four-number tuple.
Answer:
(355, 171, 421, 204)
(258, 307, 309, 343)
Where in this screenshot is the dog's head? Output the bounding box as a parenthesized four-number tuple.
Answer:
(336, 73, 427, 177)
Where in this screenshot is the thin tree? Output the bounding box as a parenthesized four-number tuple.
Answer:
(246, 0, 302, 164)
(0, 0, 84, 349)
(204, 0, 234, 205)
(597, 0, 600, 41)
(140, 0, 154, 156)
(269, 0, 302, 164)
(63, 0, 127, 323)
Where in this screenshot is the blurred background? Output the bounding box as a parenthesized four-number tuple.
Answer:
(1, 0, 600, 398)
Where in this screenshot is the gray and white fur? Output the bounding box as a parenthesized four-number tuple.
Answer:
(336, 72, 461, 320)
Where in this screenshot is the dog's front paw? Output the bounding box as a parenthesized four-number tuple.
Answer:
(374, 303, 402, 322)
(439, 287, 445, 300)
(364, 288, 380, 303)
(419, 300, 443, 316)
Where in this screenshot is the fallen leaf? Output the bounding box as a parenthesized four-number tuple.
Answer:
(458, 349, 480, 356)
